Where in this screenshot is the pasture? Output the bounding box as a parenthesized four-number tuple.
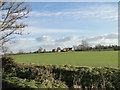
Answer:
(12, 51, 118, 67)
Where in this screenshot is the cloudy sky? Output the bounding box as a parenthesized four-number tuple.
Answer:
(7, 2, 118, 53)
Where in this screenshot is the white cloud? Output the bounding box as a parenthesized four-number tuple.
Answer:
(30, 4, 118, 20)
(16, 38, 35, 44)
(24, 27, 87, 34)
(30, 11, 62, 16)
(55, 36, 78, 43)
(36, 35, 52, 42)
(35, 33, 118, 50)
(84, 33, 118, 46)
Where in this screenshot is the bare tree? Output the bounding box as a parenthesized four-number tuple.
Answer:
(0, 1, 31, 56)
(2, 46, 9, 55)
(82, 40, 89, 48)
(81, 40, 89, 51)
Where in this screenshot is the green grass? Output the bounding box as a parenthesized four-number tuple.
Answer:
(12, 51, 118, 67)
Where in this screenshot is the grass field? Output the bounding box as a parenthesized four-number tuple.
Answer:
(12, 51, 118, 67)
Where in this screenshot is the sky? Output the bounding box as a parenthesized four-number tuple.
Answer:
(6, 2, 118, 53)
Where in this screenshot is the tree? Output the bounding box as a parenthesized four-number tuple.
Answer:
(57, 47, 61, 50)
(95, 44, 102, 51)
(82, 40, 89, 48)
(2, 46, 9, 55)
(43, 49, 46, 53)
(0, 1, 31, 56)
(81, 40, 89, 50)
(38, 47, 42, 53)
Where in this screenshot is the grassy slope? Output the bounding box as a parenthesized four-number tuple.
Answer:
(12, 51, 118, 67)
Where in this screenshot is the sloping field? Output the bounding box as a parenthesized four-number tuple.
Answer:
(12, 51, 118, 67)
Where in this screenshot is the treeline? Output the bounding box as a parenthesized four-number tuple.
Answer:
(74, 45, 120, 51)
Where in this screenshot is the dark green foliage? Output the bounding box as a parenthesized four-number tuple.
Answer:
(2, 57, 68, 88)
(2, 57, 120, 89)
(52, 65, 120, 89)
(3, 77, 38, 88)
(2, 57, 16, 71)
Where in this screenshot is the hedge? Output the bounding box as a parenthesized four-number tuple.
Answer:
(2, 57, 120, 89)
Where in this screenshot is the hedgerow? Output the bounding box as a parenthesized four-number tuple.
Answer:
(2, 57, 120, 89)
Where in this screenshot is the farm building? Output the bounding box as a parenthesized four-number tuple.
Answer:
(57, 49, 61, 52)
(43, 49, 46, 53)
(57, 47, 61, 52)
(63, 48, 68, 52)
(77, 45, 84, 50)
(52, 49, 57, 52)
(68, 48, 74, 51)
(62, 48, 74, 52)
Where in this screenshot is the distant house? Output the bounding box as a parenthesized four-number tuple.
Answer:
(63, 48, 68, 52)
(77, 45, 84, 50)
(57, 47, 61, 52)
(62, 47, 74, 52)
(52, 49, 57, 52)
(57, 49, 61, 52)
(38, 47, 42, 53)
(68, 48, 74, 51)
(43, 49, 46, 53)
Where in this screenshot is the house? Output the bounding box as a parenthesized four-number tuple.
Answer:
(57, 49, 61, 52)
(52, 49, 57, 52)
(68, 48, 74, 51)
(57, 47, 61, 52)
(43, 49, 46, 53)
(77, 45, 84, 50)
(63, 48, 68, 52)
